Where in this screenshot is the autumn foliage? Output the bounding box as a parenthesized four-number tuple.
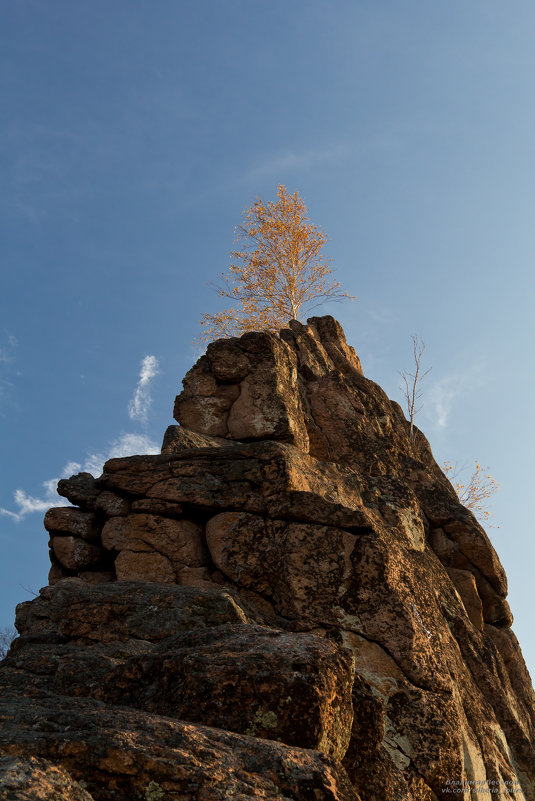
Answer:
(199, 185, 354, 342)
(442, 461, 499, 525)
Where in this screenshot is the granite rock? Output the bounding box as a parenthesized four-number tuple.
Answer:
(1, 316, 533, 801)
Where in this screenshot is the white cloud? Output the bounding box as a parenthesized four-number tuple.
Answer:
(243, 142, 352, 183)
(128, 355, 160, 423)
(424, 366, 484, 430)
(1, 350, 161, 522)
(62, 461, 83, 476)
(83, 433, 160, 477)
(0, 333, 17, 364)
(0, 334, 19, 415)
(0, 464, 74, 522)
(426, 377, 460, 428)
(0, 433, 159, 522)
(108, 432, 160, 458)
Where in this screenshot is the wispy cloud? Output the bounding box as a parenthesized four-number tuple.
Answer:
(82, 433, 160, 477)
(426, 377, 460, 429)
(0, 433, 160, 522)
(2, 350, 161, 521)
(0, 334, 18, 364)
(243, 142, 352, 183)
(128, 355, 160, 423)
(0, 470, 73, 522)
(0, 333, 19, 415)
(424, 366, 484, 430)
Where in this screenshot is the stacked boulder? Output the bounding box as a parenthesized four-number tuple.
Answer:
(1, 316, 534, 801)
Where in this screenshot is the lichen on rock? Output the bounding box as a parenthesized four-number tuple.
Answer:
(1, 316, 533, 801)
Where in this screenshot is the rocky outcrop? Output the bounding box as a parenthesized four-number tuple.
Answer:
(1, 316, 534, 801)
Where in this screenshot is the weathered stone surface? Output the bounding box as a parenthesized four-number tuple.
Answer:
(280, 317, 363, 378)
(429, 526, 458, 563)
(475, 573, 514, 627)
(307, 315, 363, 374)
(280, 319, 339, 379)
(102, 514, 206, 582)
(429, 528, 511, 627)
(174, 564, 211, 587)
(448, 616, 535, 798)
(206, 512, 358, 625)
(205, 336, 251, 382)
(226, 334, 309, 449)
(201, 501, 535, 798)
(305, 371, 379, 463)
(14, 580, 256, 643)
(94, 491, 130, 517)
(130, 497, 185, 517)
(443, 517, 507, 596)
(114, 550, 175, 583)
(78, 570, 114, 586)
(446, 567, 484, 630)
(0, 681, 359, 801)
(175, 331, 310, 450)
(48, 562, 69, 586)
(173, 355, 240, 436)
(44, 508, 100, 542)
(56, 472, 99, 509)
(161, 424, 236, 453)
(0, 754, 95, 801)
(99, 441, 379, 530)
(3, 316, 534, 801)
(41, 623, 355, 759)
(485, 626, 535, 715)
(207, 512, 453, 693)
(51, 537, 104, 572)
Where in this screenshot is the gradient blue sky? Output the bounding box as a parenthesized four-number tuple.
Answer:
(1, 1, 534, 678)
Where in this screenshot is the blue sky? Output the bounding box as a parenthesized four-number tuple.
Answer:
(1, 1, 534, 678)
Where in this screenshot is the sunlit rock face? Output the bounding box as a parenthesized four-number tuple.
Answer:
(1, 316, 534, 801)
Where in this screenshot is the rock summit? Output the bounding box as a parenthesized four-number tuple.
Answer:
(1, 316, 534, 801)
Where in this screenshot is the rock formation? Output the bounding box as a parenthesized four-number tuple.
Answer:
(1, 316, 534, 801)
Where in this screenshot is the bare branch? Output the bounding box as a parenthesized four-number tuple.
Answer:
(399, 335, 431, 441)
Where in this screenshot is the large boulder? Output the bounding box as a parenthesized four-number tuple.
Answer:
(1, 316, 534, 801)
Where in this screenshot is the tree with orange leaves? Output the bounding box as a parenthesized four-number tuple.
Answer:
(199, 185, 354, 342)
(442, 461, 499, 526)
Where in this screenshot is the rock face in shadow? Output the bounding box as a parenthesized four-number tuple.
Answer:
(1, 316, 534, 801)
